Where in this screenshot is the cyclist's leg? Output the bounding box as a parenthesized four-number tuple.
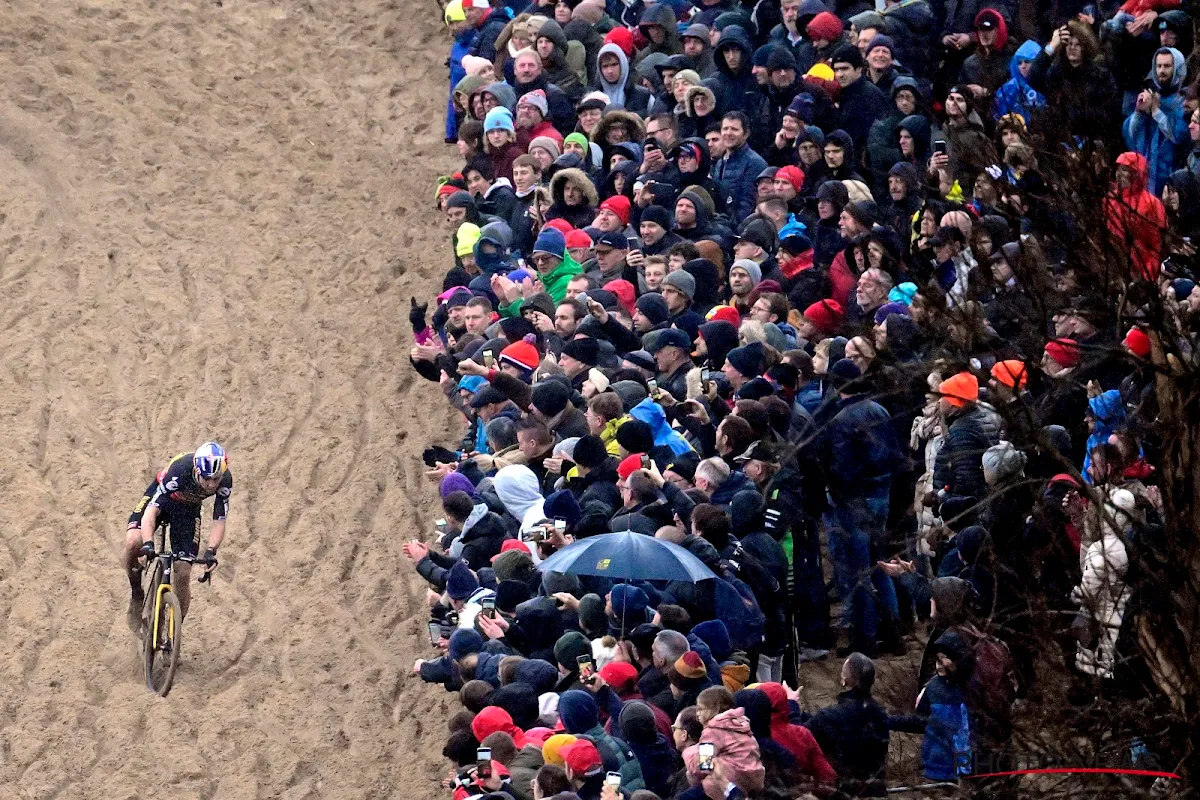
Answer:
(124, 479, 159, 609)
(164, 504, 201, 618)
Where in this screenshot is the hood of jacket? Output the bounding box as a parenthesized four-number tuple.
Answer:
(698, 318, 739, 367)
(639, 3, 682, 53)
(493, 464, 545, 521)
(550, 167, 600, 208)
(824, 128, 857, 168)
(538, 19, 570, 60)
(973, 8, 1008, 51)
(1116, 151, 1150, 196)
(1010, 39, 1041, 82)
(482, 81, 517, 112)
(683, 257, 721, 307)
(459, 502, 491, 538)
(891, 75, 925, 106)
(895, 113, 931, 160)
(597, 42, 633, 106)
(1149, 46, 1186, 94)
(677, 189, 713, 231)
(513, 657, 560, 694)
(629, 398, 695, 456)
(593, 109, 647, 147)
(715, 25, 753, 79)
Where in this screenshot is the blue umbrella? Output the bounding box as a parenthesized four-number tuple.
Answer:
(536, 531, 717, 582)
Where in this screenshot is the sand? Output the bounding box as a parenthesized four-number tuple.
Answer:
(0, 0, 463, 796)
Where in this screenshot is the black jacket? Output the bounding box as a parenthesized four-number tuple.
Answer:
(802, 688, 890, 784)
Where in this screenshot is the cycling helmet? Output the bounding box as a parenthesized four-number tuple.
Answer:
(193, 442, 228, 479)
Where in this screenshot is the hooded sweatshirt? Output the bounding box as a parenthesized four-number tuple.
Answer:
(993, 40, 1046, 121)
(705, 25, 756, 118)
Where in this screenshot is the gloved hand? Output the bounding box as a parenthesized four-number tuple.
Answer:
(409, 296, 429, 335)
(138, 540, 155, 559)
(203, 547, 219, 567)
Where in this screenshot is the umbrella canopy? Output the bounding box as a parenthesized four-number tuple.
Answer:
(536, 531, 717, 582)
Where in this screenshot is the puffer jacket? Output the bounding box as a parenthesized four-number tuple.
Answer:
(447, 502, 511, 570)
(933, 404, 1000, 502)
(547, 167, 600, 229)
(683, 708, 765, 800)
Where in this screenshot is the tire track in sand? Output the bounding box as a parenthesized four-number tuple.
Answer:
(0, 0, 461, 797)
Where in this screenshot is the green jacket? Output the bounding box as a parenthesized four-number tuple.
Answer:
(498, 254, 583, 317)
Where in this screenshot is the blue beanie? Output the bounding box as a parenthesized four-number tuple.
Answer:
(544, 489, 583, 529)
(532, 227, 567, 259)
(446, 560, 479, 601)
(558, 689, 600, 734)
(691, 619, 733, 662)
(484, 107, 515, 134)
(610, 584, 649, 619)
(513, 658, 561, 694)
(448, 627, 484, 661)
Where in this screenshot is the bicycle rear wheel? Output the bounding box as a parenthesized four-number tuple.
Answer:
(143, 587, 182, 696)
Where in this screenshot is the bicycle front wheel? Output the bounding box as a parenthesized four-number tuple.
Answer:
(143, 587, 182, 696)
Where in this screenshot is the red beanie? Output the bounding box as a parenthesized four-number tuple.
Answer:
(604, 279, 637, 316)
(600, 195, 631, 225)
(565, 229, 594, 249)
(500, 334, 542, 373)
(806, 11, 844, 42)
(599, 661, 639, 693)
(775, 165, 804, 192)
(617, 453, 645, 480)
(543, 218, 574, 235)
(708, 305, 741, 326)
(1123, 326, 1151, 358)
(674, 650, 707, 679)
(1044, 338, 1081, 368)
(802, 299, 844, 336)
(603, 26, 635, 57)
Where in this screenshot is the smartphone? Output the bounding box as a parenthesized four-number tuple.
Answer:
(605, 771, 622, 789)
(697, 742, 715, 773)
(576, 291, 590, 304)
(933, 140, 947, 155)
(577, 653, 596, 683)
(428, 621, 442, 647)
(483, 350, 494, 368)
(435, 518, 447, 533)
(477, 747, 492, 779)
(480, 596, 496, 620)
(554, 519, 566, 533)
(627, 236, 640, 251)
(640, 454, 650, 470)
(647, 378, 658, 393)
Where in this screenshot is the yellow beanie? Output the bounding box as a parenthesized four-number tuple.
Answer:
(455, 222, 482, 257)
(542, 734, 578, 765)
(444, 0, 466, 24)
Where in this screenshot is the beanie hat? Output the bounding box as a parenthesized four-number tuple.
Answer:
(561, 739, 603, 777)
(455, 223, 483, 257)
(599, 661, 639, 693)
(604, 279, 636, 316)
(635, 292, 671, 325)
(610, 584, 649, 619)
(872, 301, 910, 324)
(561, 337, 601, 367)
(517, 89, 549, 118)
(542, 218, 574, 235)
(1044, 338, 1081, 368)
(640, 204, 672, 231)
(889, 281, 918, 305)
(542, 734, 578, 765)
(532, 227, 567, 259)
(990, 359, 1027, 390)
(495, 579, 533, 612)
(484, 107, 516, 134)
(730, 259, 762, 286)
(827, 357, 862, 390)
(1123, 326, 1151, 358)
(615, 419, 654, 455)
(803, 299, 843, 335)
(662, 269, 696, 301)
(775, 165, 805, 192)
(599, 195, 631, 225)
(691, 619, 733, 662)
(564, 229, 593, 250)
(500, 334, 542, 373)
(830, 43, 864, 69)
(805, 62, 836, 82)
(573, 435, 609, 469)
(553, 630, 592, 669)
(461, 54, 492, 75)
(726, 342, 767, 378)
(617, 453, 645, 480)
(866, 34, 895, 55)
(612, 380, 649, 411)
(806, 11, 844, 42)
(982, 441, 1027, 482)
(444, 0, 467, 24)
(544, 488, 583, 528)
(529, 135, 561, 159)
(603, 25, 635, 57)
(531, 379, 573, 416)
(939, 371, 979, 407)
(448, 628, 485, 661)
(766, 47, 797, 72)
(674, 650, 707, 679)
(446, 561, 478, 601)
(708, 305, 741, 326)
(577, 593, 608, 637)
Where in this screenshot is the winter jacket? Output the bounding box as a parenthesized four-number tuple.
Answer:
(447, 28, 474, 140)
(470, 8, 511, 62)
(881, 0, 936, 80)
(1028, 47, 1120, 142)
(1122, 47, 1188, 195)
(704, 26, 758, 118)
(634, 3, 682, 66)
(512, 72, 576, 135)
(802, 688, 889, 785)
(824, 393, 903, 501)
(957, 10, 1014, 98)
(992, 40, 1046, 121)
(593, 43, 654, 117)
(683, 708, 766, 800)
(758, 684, 838, 784)
(833, 76, 890, 154)
(1073, 516, 1132, 678)
(559, 690, 648, 790)
(712, 142, 769, 223)
(445, 503, 511, 570)
(1105, 151, 1167, 280)
(933, 404, 1000, 502)
(547, 166, 600, 229)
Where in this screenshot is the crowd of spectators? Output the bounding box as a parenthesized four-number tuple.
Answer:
(407, 0, 1195, 794)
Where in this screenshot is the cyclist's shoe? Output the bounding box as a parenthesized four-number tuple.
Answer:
(127, 586, 146, 632)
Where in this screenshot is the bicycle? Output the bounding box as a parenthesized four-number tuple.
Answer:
(140, 549, 215, 696)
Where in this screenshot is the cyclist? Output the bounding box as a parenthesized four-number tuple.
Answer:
(124, 442, 232, 625)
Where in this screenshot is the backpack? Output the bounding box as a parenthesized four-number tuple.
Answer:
(963, 625, 1017, 745)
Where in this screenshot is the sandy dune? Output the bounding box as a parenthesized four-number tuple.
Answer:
(0, 0, 460, 796)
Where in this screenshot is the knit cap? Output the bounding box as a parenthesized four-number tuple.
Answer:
(635, 292, 670, 325)
(455, 223, 482, 257)
(827, 358, 861, 390)
(500, 334, 541, 373)
(729, 259, 762, 286)
(640, 204, 672, 231)
(939, 371, 979, 407)
(517, 89, 549, 118)
(529, 135, 561, 159)
(532, 227, 567, 259)
(1044, 338, 1081, 368)
(990, 359, 1027, 389)
(448, 628, 484, 661)
(662, 269, 696, 300)
(542, 734, 578, 766)
(615, 419, 654, 454)
(725, 342, 767, 378)
(446, 561, 478, 601)
(1123, 326, 1151, 358)
(484, 107, 515, 133)
(674, 650, 707, 679)
(599, 195, 631, 225)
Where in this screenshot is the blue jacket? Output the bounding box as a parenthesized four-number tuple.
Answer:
(446, 28, 474, 139)
(915, 676, 972, 781)
(1122, 47, 1189, 195)
(469, 9, 510, 62)
(712, 142, 768, 223)
(992, 40, 1046, 122)
(825, 394, 902, 500)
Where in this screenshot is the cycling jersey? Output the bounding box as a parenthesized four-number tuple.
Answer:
(127, 452, 233, 556)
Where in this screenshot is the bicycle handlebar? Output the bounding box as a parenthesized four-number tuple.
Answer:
(152, 551, 218, 582)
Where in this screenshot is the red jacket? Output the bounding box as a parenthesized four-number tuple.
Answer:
(1105, 152, 1166, 280)
(759, 683, 838, 785)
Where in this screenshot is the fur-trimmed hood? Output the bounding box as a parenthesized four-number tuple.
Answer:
(550, 167, 600, 207)
(591, 109, 646, 144)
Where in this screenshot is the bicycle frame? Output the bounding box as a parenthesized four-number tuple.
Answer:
(146, 551, 212, 649)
